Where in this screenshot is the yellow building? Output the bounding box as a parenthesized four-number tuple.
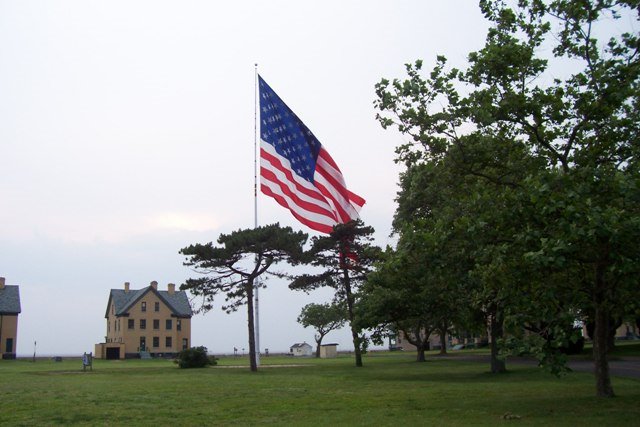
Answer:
(95, 281, 192, 359)
(319, 343, 338, 358)
(0, 277, 21, 360)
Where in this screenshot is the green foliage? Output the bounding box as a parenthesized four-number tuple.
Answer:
(375, 0, 640, 396)
(174, 346, 217, 369)
(290, 220, 382, 366)
(298, 302, 347, 357)
(180, 223, 308, 372)
(180, 223, 307, 314)
(360, 236, 468, 361)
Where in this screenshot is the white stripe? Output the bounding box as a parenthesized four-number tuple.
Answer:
(260, 140, 339, 224)
(260, 179, 338, 228)
(314, 172, 360, 220)
(260, 142, 335, 212)
(260, 158, 336, 216)
(316, 154, 348, 188)
(316, 153, 361, 219)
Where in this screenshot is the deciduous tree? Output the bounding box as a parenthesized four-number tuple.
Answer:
(375, 0, 640, 396)
(297, 302, 346, 358)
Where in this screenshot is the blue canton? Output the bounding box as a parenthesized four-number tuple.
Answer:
(259, 76, 321, 183)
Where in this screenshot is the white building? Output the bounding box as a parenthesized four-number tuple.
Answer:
(290, 342, 313, 357)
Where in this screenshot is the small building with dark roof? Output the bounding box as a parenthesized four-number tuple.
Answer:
(95, 281, 193, 359)
(289, 342, 313, 357)
(320, 343, 338, 359)
(0, 277, 21, 359)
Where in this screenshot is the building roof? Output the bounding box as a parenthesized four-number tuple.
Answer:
(107, 286, 192, 318)
(291, 342, 312, 349)
(0, 285, 21, 314)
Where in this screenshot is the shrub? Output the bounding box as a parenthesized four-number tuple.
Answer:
(175, 346, 217, 369)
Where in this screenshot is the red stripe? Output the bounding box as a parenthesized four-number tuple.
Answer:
(317, 148, 363, 210)
(318, 147, 341, 172)
(260, 149, 329, 203)
(260, 167, 337, 219)
(314, 177, 352, 223)
(315, 162, 354, 222)
(260, 143, 364, 234)
(261, 184, 334, 234)
(348, 190, 366, 208)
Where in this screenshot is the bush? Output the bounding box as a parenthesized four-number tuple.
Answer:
(174, 346, 217, 369)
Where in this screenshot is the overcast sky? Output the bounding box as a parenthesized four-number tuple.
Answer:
(0, 1, 489, 356)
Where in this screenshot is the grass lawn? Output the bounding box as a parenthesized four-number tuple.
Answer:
(1, 350, 639, 426)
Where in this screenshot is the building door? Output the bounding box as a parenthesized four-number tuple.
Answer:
(140, 337, 146, 351)
(5, 338, 13, 353)
(106, 347, 120, 360)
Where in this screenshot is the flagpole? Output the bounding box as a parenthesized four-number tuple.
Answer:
(253, 63, 261, 367)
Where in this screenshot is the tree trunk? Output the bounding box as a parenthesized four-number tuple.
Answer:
(315, 333, 325, 358)
(417, 346, 426, 362)
(593, 265, 614, 397)
(490, 311, 506, 374)
(350, 325, 363, 367)
(343, 269, 362, 367)
(439, 328, 447, 355)
(246, 282, 258, 372)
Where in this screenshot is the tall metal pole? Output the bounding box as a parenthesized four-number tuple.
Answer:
(253, 63, 261, 367)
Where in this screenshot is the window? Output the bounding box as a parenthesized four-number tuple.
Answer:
(154, 302, 160, 312)
(128, 319, 134, 330)
(153, 319, 160, 330)
(141, 301, 147, 312)
(166, 319, 172, 330)
(182, 338, 188, 350)
(177, 320, 182, 331)
(153, 337, 159, 348)
(166, 337, 172, 348)
(140, 319, 146, 330)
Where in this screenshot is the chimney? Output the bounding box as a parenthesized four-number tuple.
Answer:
(168, 283, 175, 295)
(0, 277, 5, 289)
(124, 282, 130, 293)
(150, 280, 158, 290)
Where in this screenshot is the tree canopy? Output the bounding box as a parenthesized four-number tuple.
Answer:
(290, 220, 382, 367)
(375, 0, 640, 397)
(297, 302, 347, 358)
(180, 223, 307, 371)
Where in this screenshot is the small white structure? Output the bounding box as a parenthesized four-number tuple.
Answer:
(320, 343, 338, 359)
(290, 342, 313, 357)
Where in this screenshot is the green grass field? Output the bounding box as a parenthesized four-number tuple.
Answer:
(1, 349, 639, 426)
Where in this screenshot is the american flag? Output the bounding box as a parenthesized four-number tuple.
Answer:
(258, 76, 365, 234)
